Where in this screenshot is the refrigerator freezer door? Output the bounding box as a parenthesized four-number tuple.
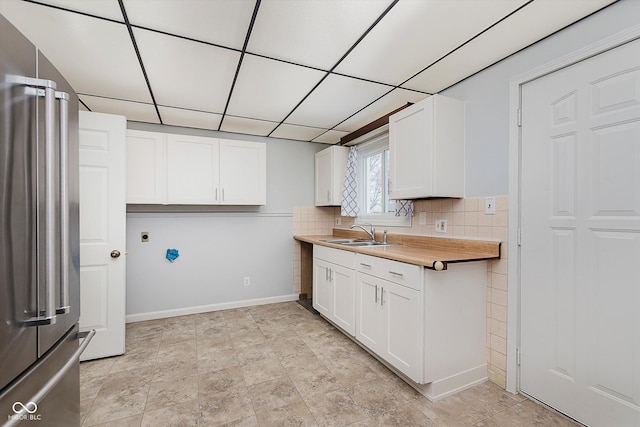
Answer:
(0, 14, 39, 392)
(0, 325, 80, 426)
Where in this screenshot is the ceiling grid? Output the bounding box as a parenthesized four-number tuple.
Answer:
(0, 0, 618, 143)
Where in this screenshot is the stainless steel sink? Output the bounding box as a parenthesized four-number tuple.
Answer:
(322, 238, 399, 247)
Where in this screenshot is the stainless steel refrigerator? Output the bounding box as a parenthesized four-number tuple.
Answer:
(1, 14, 93, 427)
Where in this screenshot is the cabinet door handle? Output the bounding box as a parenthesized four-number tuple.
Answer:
(381, 287, 384, 305)
(222, 188, 225, 201)
(327, 190, 330, 201)
(329, 268, 332, 282)
(215, 188, 218, 201)
(325, 267, 328, 282)
(360, 263, 372, 268)
(388, 271, 403, 278)
(375, 285, 378, 303)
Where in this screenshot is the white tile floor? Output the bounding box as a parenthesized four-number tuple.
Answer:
(80, 302, 579, 426)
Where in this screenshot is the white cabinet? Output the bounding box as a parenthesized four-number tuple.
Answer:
(389, 94, 465, 199)
(125, 130, 266, 205)
(315, 145, 349, 206)
(313, 245, 356, 335)
(126, 130, 166, 204)
(167, 134, 219, 204)
(219, 139, 266, 205)
(356, 255, 422, 382)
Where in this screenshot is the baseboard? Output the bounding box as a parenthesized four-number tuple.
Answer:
(125, 294, 299, 323)
(418, 364, 488, 401)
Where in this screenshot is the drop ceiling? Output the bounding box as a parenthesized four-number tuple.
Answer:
(0, 0, 616, 144)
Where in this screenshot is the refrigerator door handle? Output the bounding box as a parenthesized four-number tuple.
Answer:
(3, 329, 96, 427)
(57, 91, 70, 315)
(23, 80, 58, 327)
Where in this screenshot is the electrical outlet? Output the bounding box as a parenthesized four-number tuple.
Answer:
(435, 219, 447, 233)
(141, 232, 149, 242)
(485, 197, 496, 215)
(244, 277, 250, 287)
(418, 211, 427, 225)
(335, 217, 341, 225)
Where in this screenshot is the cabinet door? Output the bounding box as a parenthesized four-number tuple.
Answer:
(166, 135, 219, 204)
(219, 139, 266, 205)
(314, 148, 332, 206)
(356, 273, 384, 353)
(331, 264, 355, 336)
(313, 258, 332, 318)
(389, 97, 434, 199)
(382, 281, 422, 382)
(126, 130, 166, 204)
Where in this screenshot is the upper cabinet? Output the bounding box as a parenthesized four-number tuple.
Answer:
(126, 130, 166, 204)
(125, 130, 266, 205)
(315, 145, 349, 206)
(389, 95, 465, 199)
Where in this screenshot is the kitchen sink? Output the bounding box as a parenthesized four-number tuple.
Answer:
(322, 238, 399, 247)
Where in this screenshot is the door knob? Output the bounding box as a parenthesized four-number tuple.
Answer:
(110, 250, 121, 258)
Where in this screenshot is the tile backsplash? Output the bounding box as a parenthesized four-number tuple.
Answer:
(292, 196, 509, 389)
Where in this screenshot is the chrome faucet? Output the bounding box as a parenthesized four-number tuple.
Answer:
(350, 223, 375, 241)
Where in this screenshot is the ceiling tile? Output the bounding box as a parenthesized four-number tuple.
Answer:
(270, 124, 326, 142)
(123, 0, 255, 49)
(335, 0, 528, 85)
(248, 0, 394, 70)
(334, 88, 429, 132)
(0, 1, 151, 102)
(402, 0, 617, 93)
(312, 130, 349, 145)
(158, 106, 222, 130)
(219, 116, 278, 137)
(33, 0, 124, 21)
(226, 54, 325, 122)
(80, 95, 160, 124)
(286, 74, 391, 129)
(133, 28, 240, 113)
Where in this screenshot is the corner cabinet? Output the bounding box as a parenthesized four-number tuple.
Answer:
(389, 94, 465, 199)
(125, 130, 266, 205)
(315, 145, 349, 206)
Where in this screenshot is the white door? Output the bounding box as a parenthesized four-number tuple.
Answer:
(314, 148, 332, 206)
(355, 273, 384, 353)
(78, 111, 126, 361)
(520, 39, 640, 426)
(383, 281, 420, 381)
(313, 259, 331, 318)
(166, 134, 219, 204)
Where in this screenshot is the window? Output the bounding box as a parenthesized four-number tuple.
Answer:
(356, 134, 411, 227)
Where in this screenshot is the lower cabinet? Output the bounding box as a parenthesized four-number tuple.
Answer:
(356, 272, 421, 382)
(313, 246, 356, 336)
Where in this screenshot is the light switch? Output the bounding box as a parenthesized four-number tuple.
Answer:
(485, 197, 496, 215)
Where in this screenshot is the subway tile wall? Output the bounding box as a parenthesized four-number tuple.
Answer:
(292, 196, 509, 389)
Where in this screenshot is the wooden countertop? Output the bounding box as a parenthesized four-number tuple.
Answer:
(294, 229, 501, 270)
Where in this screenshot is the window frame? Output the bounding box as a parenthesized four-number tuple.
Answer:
(355, 133, 411, 227)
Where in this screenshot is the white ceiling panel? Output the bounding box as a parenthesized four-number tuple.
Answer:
(80, 96, 160, 124)
(271, 124, 327, 142)
(335, 0, 528, 85)
(158, 106, 222, 131)
(312, 130, 349, 145)
(33, 0, 124, 21)
(219, 116, 278, 137)
(226, 54, 325, 122)
(287, 74, 390, 129)
(0, 1, 151, 102)
(335, 89, 429, 132)
(248, 0, 393, 70)
(124, 0, 255, 50)
(402, 0, 617, 93)
(134, 28, 240, 113)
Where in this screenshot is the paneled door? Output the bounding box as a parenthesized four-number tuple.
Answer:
(520, 38, 640, 426)
(78, 111, 126, 360)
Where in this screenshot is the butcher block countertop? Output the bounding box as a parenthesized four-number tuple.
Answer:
(294, 228, 501, 270)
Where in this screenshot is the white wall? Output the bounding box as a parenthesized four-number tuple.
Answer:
(442, 0, 640, 197)
(125, 122, 326, 318)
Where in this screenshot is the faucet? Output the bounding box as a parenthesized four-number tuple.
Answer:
(350, 223, 375, 241)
